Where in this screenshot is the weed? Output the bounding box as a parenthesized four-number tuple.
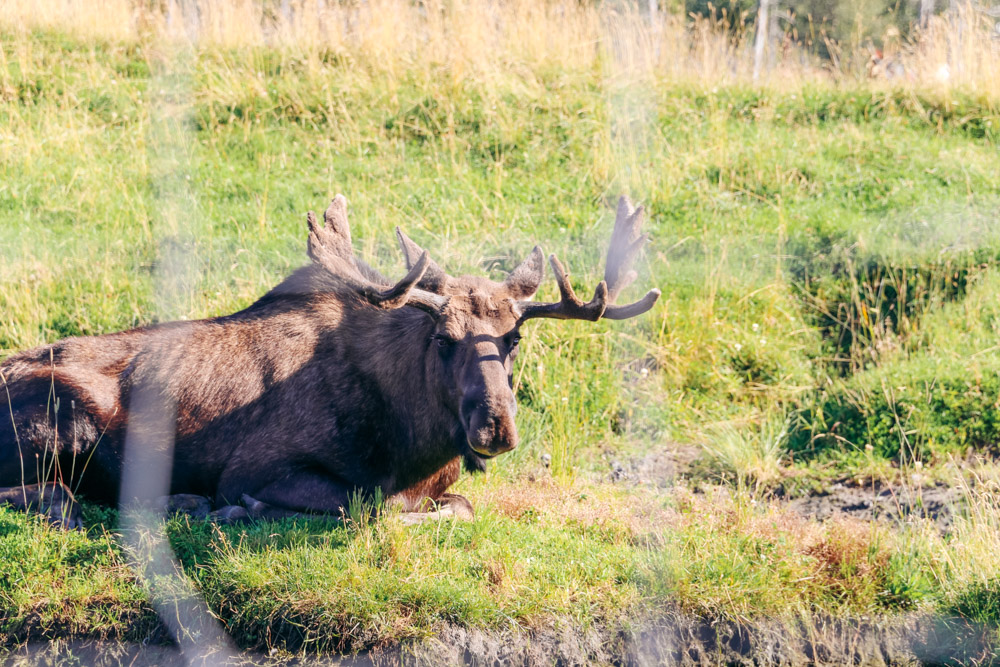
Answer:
(697, 411, 789, 491)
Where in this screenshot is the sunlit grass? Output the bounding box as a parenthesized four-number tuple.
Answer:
(1, 1, 998, 97)
(0, 8, 1000, 655)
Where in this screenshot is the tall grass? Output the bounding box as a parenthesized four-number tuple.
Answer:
(699, 410, 789, 491)
(1, 0, 998, 95)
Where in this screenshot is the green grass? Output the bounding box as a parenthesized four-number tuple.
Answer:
(2, 26, 1000, 655)
(0, 490, 936, 651)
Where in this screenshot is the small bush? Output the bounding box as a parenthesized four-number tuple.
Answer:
(947, 580, 1000, 625)
(786, 221, 993, 376)
(788, 356, 1000, 460)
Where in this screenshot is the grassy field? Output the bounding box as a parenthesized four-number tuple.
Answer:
(2, 1, 1000, 662)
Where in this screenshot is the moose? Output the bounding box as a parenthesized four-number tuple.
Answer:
(0, 195, 659, 528)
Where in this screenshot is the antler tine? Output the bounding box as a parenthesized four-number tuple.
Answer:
(307, 209, 357, 275)
(364, 251, 431, 308)
(602, 288, 661, 320)
(517, 255, 608, 322)
(602, 196, 659, 319)
(518, 195, 660, 324)
(368, 250, 450, 316)
(317, 195, 356, 262)
(396, 227, 449, 293)
(307, 198, 449, 316)
(605, 196, 648, 301)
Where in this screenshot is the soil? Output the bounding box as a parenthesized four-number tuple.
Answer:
(7, 612, 991, 666)
(604, 443, 967, 533)
(784, 481, 964, 533)
(600, 443, 701, 487)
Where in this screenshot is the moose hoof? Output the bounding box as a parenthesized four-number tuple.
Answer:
(241, 494, 304, 521)
(398, 493, 475, 525)
(439, 493, 474, 520)
(156, 494, 212, 520)
(209, 505, 250, 525)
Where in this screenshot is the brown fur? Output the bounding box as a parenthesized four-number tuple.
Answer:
(0, 195, 658, 527)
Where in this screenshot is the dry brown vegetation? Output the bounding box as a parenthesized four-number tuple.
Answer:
(2, 0, 998, 95)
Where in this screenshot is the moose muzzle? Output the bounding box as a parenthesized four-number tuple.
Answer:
(461, 352, 519, 458)
(464, 402, 518, 457)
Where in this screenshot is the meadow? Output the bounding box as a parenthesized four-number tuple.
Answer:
(1, 1, 1000, 662)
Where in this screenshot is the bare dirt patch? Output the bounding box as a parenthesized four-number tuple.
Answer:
(599, 443, 701, 487)
(601, 445, 967, 533)
(9, 613, 987, 666)
(784, 481, 965, 533)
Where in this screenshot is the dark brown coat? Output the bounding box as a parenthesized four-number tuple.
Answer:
(0, 195, 659, 527)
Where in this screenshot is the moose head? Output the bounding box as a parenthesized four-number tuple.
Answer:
(305, 195, 661, 463)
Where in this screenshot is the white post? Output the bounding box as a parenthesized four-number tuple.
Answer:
(949, 0, 965, 76)
(920, 0, 934, 28)
(752, 0, 772, 83)
(166, 0, 175, 34)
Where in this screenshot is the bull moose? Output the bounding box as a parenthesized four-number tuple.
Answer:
(0, 195, 659, 528)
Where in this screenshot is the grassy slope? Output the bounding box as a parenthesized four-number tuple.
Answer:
(2, 28, 1000, 655)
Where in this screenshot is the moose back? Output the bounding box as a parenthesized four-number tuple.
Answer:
(0, 196, 659, 527)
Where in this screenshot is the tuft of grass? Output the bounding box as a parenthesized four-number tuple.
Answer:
(697, 411, 789, 491)
(947, 580, 1000, 626)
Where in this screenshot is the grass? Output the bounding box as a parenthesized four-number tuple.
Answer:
(695, 410, 788, 491)
(1, 0, 1000, 659)
(0, 487, 934, 650)
(2, 480, 994, 657)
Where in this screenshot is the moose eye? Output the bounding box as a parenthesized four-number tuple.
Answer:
(433, 334, 455, 349)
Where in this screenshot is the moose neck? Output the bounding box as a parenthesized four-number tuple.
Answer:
(344, 304, 462, 463)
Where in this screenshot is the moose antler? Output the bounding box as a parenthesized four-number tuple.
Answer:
(518, 196, 660, 323)
(308, 195, 448, 315)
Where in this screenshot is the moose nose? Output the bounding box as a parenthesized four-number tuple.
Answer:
(462, 397, 518, 457)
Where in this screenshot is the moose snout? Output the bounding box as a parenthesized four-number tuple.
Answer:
(462, 395, 518, 457)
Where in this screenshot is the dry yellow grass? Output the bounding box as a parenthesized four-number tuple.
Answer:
(480, 475, 680, 541)
(2, 0, 998, 96)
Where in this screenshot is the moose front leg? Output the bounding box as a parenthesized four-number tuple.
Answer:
(396, 493, 474, 525)
(389, 458, 474, 524)
(218, 469, 353, 522)
(217, 460, 474, 525)
(0, 482, 83, 529)
(239, 488, 475, 525)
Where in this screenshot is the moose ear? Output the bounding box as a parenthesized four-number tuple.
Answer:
(395, 228, 448, 293)
(504, 246, 545, 299)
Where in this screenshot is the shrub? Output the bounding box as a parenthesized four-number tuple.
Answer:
(786, 221, 994, 376)
(788, 355, 1000, 460)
